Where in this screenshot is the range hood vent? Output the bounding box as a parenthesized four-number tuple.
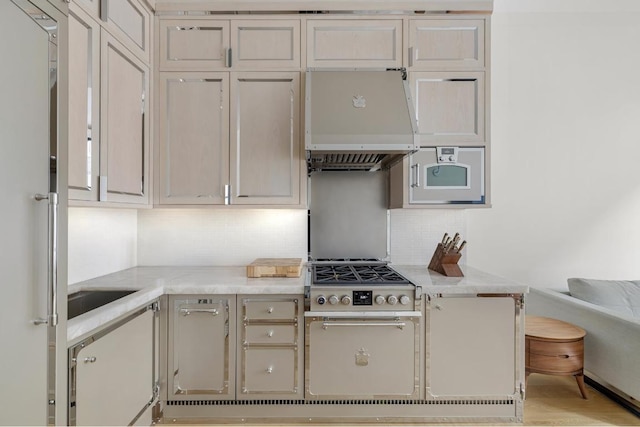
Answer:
(305, 70, 419, 171)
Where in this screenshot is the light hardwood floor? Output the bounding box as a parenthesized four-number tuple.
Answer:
(159, 375, 639, 426)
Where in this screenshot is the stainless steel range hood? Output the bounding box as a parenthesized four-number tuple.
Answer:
(305, 70, 419, 171)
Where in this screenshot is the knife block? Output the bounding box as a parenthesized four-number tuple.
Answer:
(428, 243, 464, 277)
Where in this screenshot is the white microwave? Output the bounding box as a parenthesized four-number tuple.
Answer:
(408, 147, 485, 204)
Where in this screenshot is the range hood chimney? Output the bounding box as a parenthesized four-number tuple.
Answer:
(305, 69, 419, 171)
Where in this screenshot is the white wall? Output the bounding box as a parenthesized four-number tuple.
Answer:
(67, 208, 137, 284)
(137, 209, 307, 265)
(467, 0, 640, 288)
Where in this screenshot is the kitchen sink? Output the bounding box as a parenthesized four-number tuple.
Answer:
(68, 290, 137, 320)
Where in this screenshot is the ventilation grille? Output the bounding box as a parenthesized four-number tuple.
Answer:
(167, 398, 515, 406)
(307, 153, 388, 171)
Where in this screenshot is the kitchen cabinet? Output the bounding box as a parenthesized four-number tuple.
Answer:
(101, 0, 151, 64)
(237, 296, 303, 399)
(427, 295, 520, 398)
(158, 71, 301, 206)
(408, 19, 485, 70)
(68, 5, 101, 202)
(69, 306, 157, 426)
(68, 0, 152, 206)
(410, 71, 486, 145)
(100, 29, 151, 204)
(306, 19, 403, 68)
(159, 19, 301, 71)
(391, 15, 491, 208)
(167, 295, 236, 400)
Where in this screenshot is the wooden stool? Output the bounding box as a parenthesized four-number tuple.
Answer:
(525, 316, 588, 399)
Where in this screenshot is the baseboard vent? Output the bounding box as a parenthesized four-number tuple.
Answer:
(166, 398, 515, 406)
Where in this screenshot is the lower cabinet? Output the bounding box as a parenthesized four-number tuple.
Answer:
(69, 305, 157, 426)
(167, 295, 236, 400)
(427, 295, 521, 397)
(237, 296, 303, 399)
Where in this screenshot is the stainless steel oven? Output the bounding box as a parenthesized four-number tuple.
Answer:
(304, 263, 421, 400)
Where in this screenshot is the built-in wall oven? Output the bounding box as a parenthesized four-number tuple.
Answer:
(305, 171, 422, 400)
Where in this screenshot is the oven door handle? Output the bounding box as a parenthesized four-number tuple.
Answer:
(322, 321, 407, 330)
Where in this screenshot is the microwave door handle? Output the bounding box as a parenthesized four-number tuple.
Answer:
(415, 163, 420, 187)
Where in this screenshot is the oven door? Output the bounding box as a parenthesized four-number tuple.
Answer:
(305, 312, 421, 399)
(409, 147, 485, 204)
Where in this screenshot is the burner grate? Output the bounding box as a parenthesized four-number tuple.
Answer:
(312, 264, 411, 286)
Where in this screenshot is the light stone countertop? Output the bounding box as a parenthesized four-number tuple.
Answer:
(67, 265, 528, 344)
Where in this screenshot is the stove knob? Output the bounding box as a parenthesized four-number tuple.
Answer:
(328, 295, 339, 305)
(316, 295, 326, 305)
(375, 295, 386, 305)
(387, 295, 398, 305)
(341, 295, 352, 305)
(399, 295, 411, 305)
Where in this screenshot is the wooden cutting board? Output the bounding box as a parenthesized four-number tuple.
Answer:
(246, 258, 303, 278)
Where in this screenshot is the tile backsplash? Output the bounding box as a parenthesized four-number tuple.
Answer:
(389, 209, 467, 265)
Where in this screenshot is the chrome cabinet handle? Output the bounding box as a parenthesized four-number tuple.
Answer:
(266, 330, 274, 337)
(180, 308, 219, 316)
(83, 357, 97, 364)
(410, 164, 421, 188)
(322, 321, 406, 330)
(267, 307, 274, 314)
(33, 192, 58, 327)
(266, 366, 273, 374)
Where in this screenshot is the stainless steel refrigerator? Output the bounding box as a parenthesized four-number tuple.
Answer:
(0, 1, 68, 425)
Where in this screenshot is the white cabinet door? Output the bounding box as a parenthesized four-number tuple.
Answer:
(408, 19, 485, 70)
(428, 296, 517, 397)
(306, 20, 403, 68)
(100, 29, 150, 204)
(102, 0, 151, 63)
(75, 310, 154, 426)
(159, 19, 230, 70)
(231, 20, 301, 69)
(410, 71, 486, 145)
(158, 72, 230, 204)
(230, 72, 301, 205)
(68, 5, 101, 201)
(168, 296, 236, 400)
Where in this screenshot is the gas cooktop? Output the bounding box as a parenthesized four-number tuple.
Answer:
(312, 263, 411, 286)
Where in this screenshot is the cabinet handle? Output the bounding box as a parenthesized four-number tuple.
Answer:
(408, 47, 414, 67)
(266, 366, 273, 374)
(266, 330, 274, 337)
(224, 184, 231, 205)
(100, 0, 108, 22)
(225, 48, 232, 68)
(32, 193, 58, 327)
(410, 164, 421, 188)
(322, 321, 406, 330)
(267, 307, 274, 314)
(180, 308, 219, 316)
(83, 357, 97, 364)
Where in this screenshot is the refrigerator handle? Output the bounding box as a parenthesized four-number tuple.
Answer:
(33, 192, 58, 327)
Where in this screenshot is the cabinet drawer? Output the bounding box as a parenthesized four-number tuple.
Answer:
(306, 20, 402, 68)
(245, 325, 296, 344)
(529, 339, 583, 357)
(241, 348, 297, 394)
(244, 300, 297, 320)
(528, 352, 583, 374)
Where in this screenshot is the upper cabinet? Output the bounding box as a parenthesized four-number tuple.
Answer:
(306, 19, 402, 68)
(408, 19, 485, 70)
(67, 0, 152, 206)
(159, 19, 301, 71)
(158, 71, 301, 206)
(100, 30, 150, 204)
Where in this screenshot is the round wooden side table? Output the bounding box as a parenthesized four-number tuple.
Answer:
(525, 316, 588, 399)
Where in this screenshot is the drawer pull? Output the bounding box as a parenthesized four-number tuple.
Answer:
(266, 366, 273, 374)
(267, 307, 274, 314)
(83, 357, 97, 364)
(267, 330, 274, 337)
(180, 308, 219, 316)
(559, 354, 571, 359)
